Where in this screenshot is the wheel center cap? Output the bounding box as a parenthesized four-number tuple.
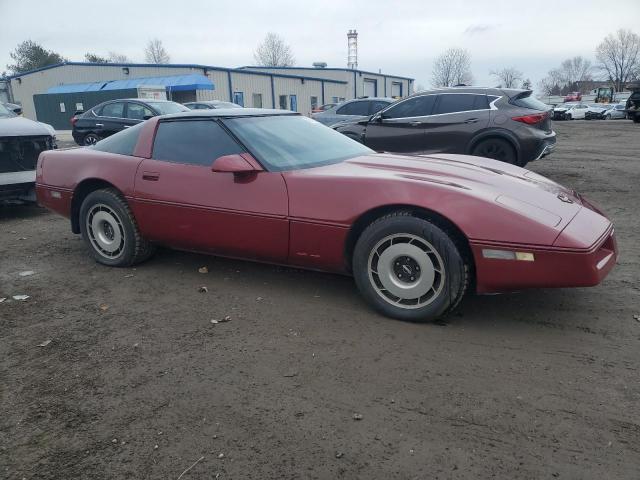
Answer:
(393, 256, 421, 283)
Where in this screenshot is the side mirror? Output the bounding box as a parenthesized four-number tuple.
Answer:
(11, 106, 23, 115)
(143, 114, 154, 120)
(211, 153, 263, 174)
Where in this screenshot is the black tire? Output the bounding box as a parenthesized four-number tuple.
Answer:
(79, 188, 155, 267)
(83, 133, 101, 146)
(633, 114, 640, 124)
(352, 212, 469, 322)
(566, 114, 573, 120)
(471, 138, 518, 165)
(605, 114, 611, 120)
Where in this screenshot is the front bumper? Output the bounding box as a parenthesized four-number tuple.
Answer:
(0, 170, 36, 202)
(472, 211, 617, 294)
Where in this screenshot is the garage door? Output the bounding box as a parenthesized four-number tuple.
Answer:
(364, 79, 377, 97)
(391, 82, 402, 98)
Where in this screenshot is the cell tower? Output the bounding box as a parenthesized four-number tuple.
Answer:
(347, 30, 358, 70)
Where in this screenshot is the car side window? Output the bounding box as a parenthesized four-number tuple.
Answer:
(152, 120, 246, 166)
(369, 101, 390, 115)
(382, 95, 436, 119)
(337, 101, 369, 116)
(100, 102, 125, 118)
(434, 94, 487, 115)
(127, 103, 154, 120)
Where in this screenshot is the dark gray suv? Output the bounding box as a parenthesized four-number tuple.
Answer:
(333, 87, 556, 166)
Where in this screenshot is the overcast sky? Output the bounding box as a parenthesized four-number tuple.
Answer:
(1, 0, 639, 90)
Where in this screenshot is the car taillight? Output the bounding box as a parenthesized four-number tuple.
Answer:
(512, 112, 548, 125)
(70, 116, 78, 126)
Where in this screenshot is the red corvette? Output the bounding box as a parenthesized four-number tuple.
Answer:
(36, 109, 617, 321)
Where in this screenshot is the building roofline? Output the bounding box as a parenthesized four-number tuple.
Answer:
(239, 65, 414, 81)
(5, 62, 348, 84)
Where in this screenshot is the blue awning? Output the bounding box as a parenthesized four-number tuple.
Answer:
(46, 74, 214, 94)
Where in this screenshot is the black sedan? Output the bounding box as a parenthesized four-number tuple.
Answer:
(71, 99, 189, 146)
(333, 87, 556, 167)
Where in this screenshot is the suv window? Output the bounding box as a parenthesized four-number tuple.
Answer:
(510, 92, 549, 111)
(152, 120, 245, 166)
(99, 102, 125, 118)
(337, 100, 370, 116)
(127, 103, 154, 120)
(435, 94, 488, 115)
(382, 95, 436, 119)
(91, 122, 144, 156)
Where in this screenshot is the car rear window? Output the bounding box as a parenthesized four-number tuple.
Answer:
(337, 101, 370, 116)
(510, 92, 550, 111)
(145, 102, 190, 115)
(91, 122, 144, 156)
(152, 120, 245, 166)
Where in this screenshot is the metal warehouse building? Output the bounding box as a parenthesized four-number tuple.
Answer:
(3, 62, 414, 129)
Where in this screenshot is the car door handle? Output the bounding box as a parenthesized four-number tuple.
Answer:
(95, 123, 104, 127)
(142, 172, 160, 181)
(464, 118, 479, 124)
(410, 121, 423, 126)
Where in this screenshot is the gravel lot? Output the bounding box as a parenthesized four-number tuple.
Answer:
(1, 120, 639, 479)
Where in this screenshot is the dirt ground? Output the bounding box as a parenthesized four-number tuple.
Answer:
(1, 120, 639, 479)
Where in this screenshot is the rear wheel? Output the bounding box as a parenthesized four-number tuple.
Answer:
(83, 133, 101, 145)
(633, 114, 640, 123)
(79, 188, 155, 267)
(352, 212, 469, 322)
(471, 138, 518, 165)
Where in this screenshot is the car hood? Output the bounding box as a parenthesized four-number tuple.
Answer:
(0, 116, 55, 137)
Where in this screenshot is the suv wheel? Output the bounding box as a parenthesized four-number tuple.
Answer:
(471, 138, 517, 165)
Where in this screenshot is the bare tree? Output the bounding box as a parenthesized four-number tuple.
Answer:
(253, 33, 295, 67)
(596, 29, 640, 91)
(108, 51, 130, 63)
(538, 70, 563, 96)
(521, 78, 532, 90)
(144, 38, 170, 64)
(431, 48, 473, 87)
(559, 56, 593, 85)
(490, 67, 523, 88)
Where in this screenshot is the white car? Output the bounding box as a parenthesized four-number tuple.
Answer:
(0, 103, 56, 202)
(603, 104, 627, 120)
(562, 103, 590, 120)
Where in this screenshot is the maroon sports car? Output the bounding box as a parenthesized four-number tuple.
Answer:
(36, 109, 617, 322)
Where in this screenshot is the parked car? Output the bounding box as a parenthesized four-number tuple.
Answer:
(584, 103, 611, 120)
(564, 92, 582, 102)
(36, 109, 616, 322)
(71, 99, 190, 146)
(553, 103, 589, 120)
(625, 81, 640, 123)
(333, 88, 555, 166)
(603, 104, 627, 120)
(1, 102, 56, 202)
(311, 97, 394, 126)
(311, 103, 337, 114)
(2, 102, 23, 115)
(184, 100, 243, 110)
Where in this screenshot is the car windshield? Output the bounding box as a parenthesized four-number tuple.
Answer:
(224, 114, 373, 172)
(145, 102, 189, 115)
(0, 103, 16, 118)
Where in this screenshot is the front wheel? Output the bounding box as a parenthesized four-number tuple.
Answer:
(352, 212, 469, 322)
(471, 138, 518, 165)
(79, 188, 155, 267)
(605, 114, 611, 120)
